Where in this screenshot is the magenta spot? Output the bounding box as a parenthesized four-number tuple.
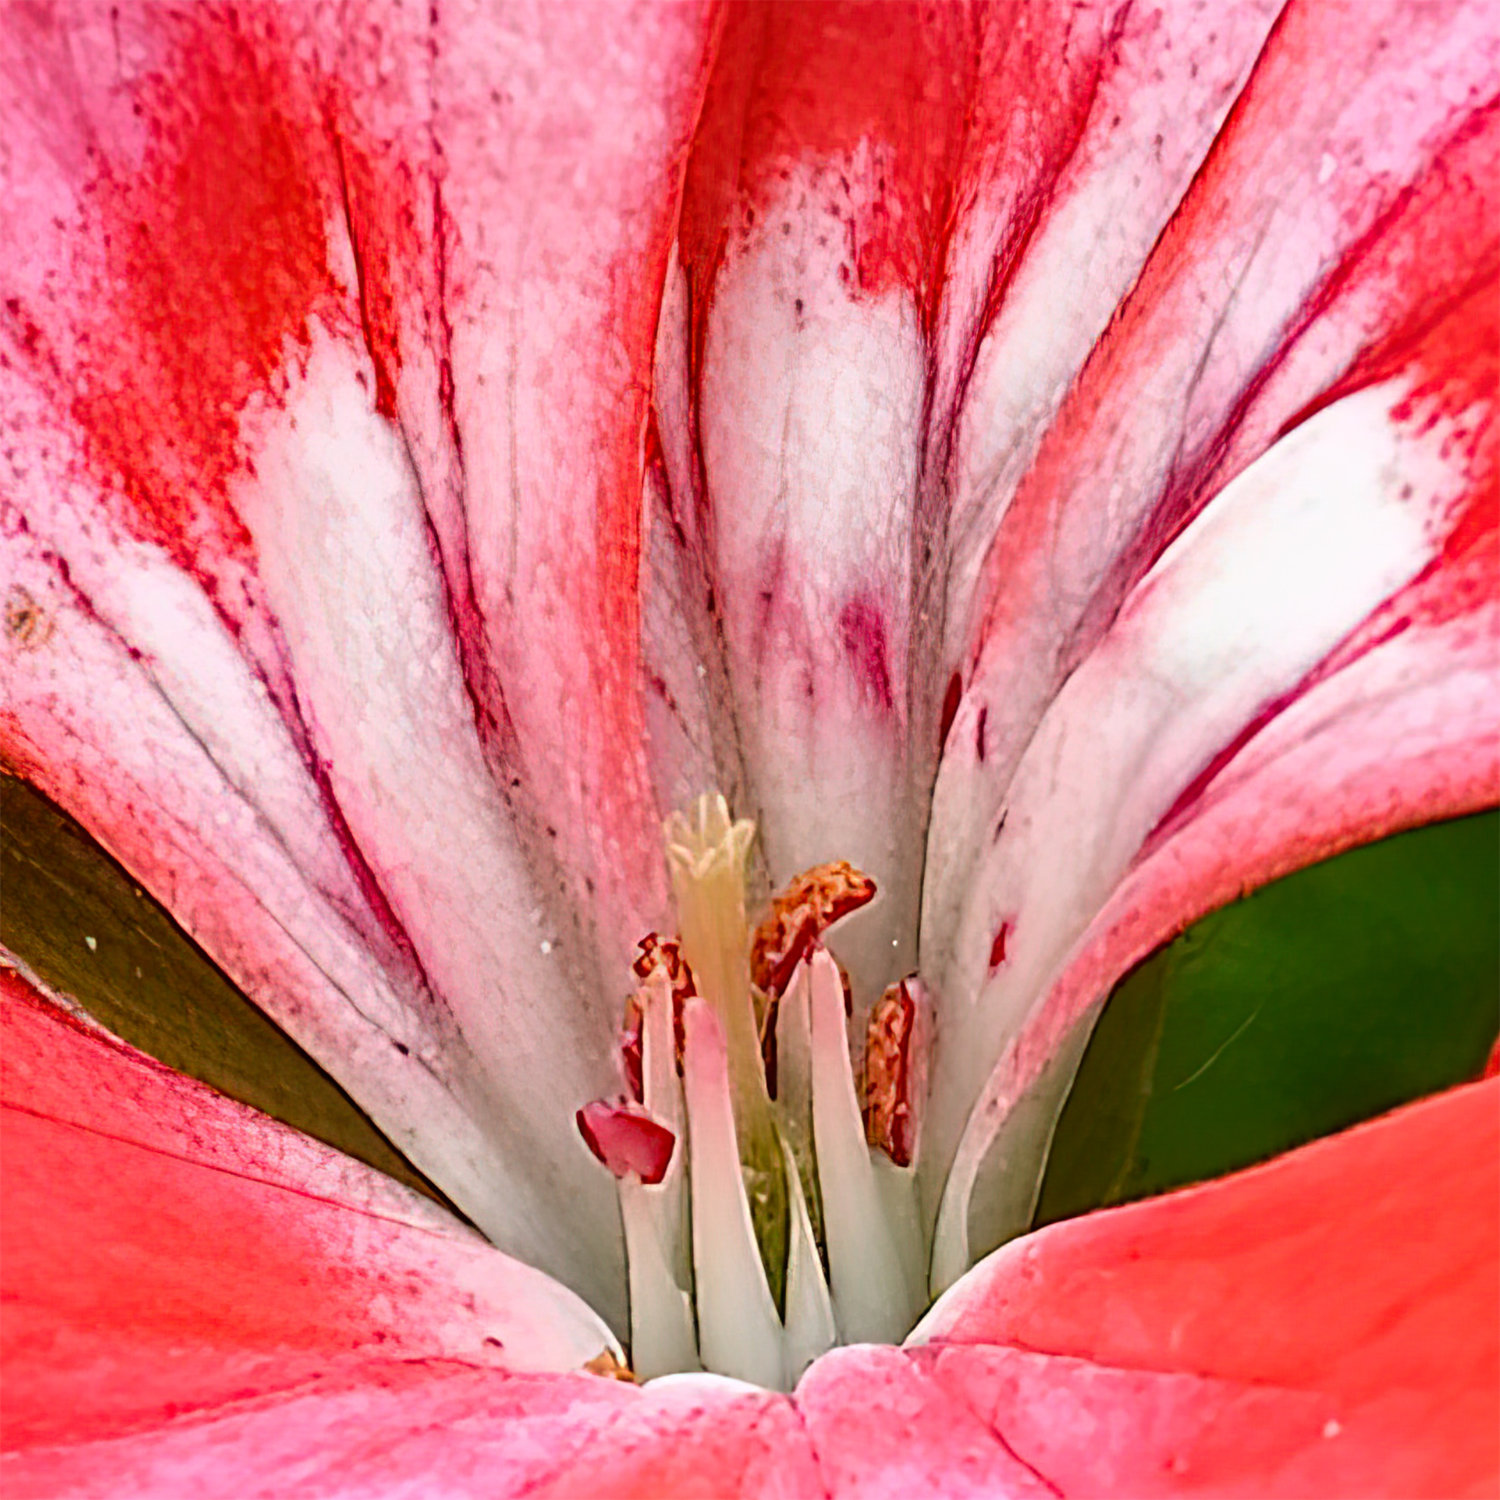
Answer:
(988, 920, 1014, 972)
(939, 671, 962, 749)
(576, 1101, 676, 1185)
(838, 594, 893, 712)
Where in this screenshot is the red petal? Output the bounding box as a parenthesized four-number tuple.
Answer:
(913, 1079, 1500, 1498)
(0, 972, 619, 1453)
(11, 963, 1491, 1499)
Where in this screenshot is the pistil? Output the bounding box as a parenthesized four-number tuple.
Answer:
(664, 795, 789, 1312)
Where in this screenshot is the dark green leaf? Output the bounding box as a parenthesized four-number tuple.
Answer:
(1, 772, 453, 1210)
(1036, 810, 1500, 1228)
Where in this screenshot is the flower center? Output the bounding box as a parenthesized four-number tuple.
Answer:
(576, 794, 927, 1389)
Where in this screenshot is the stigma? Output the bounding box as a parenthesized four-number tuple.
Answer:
(576, 794, 928, 1389)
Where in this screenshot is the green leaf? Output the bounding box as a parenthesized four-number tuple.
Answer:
(1036, 810, 1500, 1228)
(1, 772, 454, 1210)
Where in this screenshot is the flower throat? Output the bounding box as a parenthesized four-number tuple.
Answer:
(575, 794, 927, 1390)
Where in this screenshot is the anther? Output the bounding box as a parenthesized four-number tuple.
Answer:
(582, 1349, 638, 1382)
(863, 977, 929, 1168)
(753, 861, 876, 1096)
(625, 932, 695, 1086)
(750, 860, 877, 998)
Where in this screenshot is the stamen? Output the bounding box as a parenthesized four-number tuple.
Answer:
(582, 1349, 638, 1382)
(619, 1004, 644, 1102)
(577, 794, 939, 1388)
(619, 970, 698, 1379)
(631, 933, 695, 1058)
(779, 1133, 836, 1385)
(768, 939, 822, 1251)
(804, 948, 922, 1345)
(637, 968, 684, 1133)
(680, 997, 784, 1389)
(619, 1186, 698, 1380)
(754, 860, 875, 1102)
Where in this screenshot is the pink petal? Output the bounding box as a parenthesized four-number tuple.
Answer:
(982, 596, 1496, 1173)
(794, 1344, 1060, 1498)
(1, 0, 717, 1319)
(649, 0, 1280, 1001)
(927, 359, 1496, 1271)
(409, 0, 715, 948)
(951, 0, 1498, 789)
(0, 971, 619, 1454)
(0, 1361, 632, 1500)
(0, 1361, 830, 1500)
(927, 0, 1498, 944)
(911, 1077, 1500, 1498)
(515, 1375, 822, 1500)
(919, 0, 1498, 1244)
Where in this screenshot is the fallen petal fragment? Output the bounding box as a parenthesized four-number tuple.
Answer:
(575, 1102, 677, 1187)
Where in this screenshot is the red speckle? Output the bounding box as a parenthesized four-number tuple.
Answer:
(575, 1101, 676, 1186)
(989, 920, 1013, 971)
(325, 111, 407, 423)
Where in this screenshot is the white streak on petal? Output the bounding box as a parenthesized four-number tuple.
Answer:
(700, 157, 926, 1007)
(229, 328, 623, 1314)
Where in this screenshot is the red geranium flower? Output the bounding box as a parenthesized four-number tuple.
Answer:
(2, 1, 1495, 1494)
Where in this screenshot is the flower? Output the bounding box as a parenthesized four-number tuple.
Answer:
(2, 0, 1496, 1494)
